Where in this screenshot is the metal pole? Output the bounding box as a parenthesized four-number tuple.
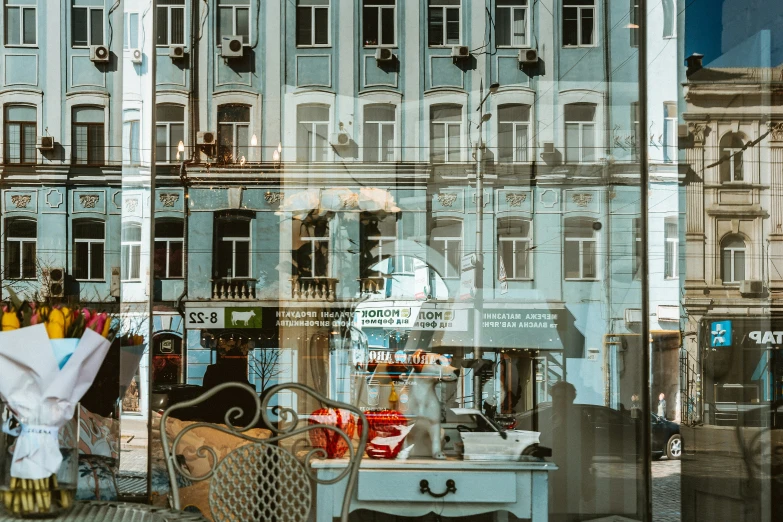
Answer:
(473, 81, 485, 408)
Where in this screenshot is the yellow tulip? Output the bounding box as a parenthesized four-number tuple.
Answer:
(1, 309, 20, 331)
(101, 317, 112, 338)
(46, 308, 65, 339)
(60, 307, 72, 334)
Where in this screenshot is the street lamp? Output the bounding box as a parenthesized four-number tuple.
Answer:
(472, 80, 499, 408)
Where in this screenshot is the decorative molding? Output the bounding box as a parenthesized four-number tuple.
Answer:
(45, 189, 63, 209)
(10, 194, 31, 208)
(505, 193, 527, 207)
(339, 192, 359, 209)
(437, 193, 458, 207)
(264, 192, 284, 204)
(159, 193, 180, 207)
(688, 122, 707, 143)
(539, 189, 558, 209)
(125, 199, 139, 212)
(768, 122, 783, 142)
(80, 194, 100, 209)
(572, 193, 593, 207)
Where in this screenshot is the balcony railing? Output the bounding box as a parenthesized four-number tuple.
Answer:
(211, 278, 257, 300)
(359, 276, 386, 295)
(291, 277, 338, 301)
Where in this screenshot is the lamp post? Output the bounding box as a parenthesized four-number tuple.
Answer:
(473, 80, 499, 408)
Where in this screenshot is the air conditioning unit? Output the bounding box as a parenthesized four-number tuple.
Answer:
(374, 47, 394, 62)
(110, 267, 120, 297)
(624, 308, 643, 324)
(37, 136, 54, 151)
(130, 48, 143, 64)
(542, 142, 555, 154)
(518, 48, 538, 65)
(197, 131, 216, 146)
(451, 45, 470, 60)
(330, 131, 351, 148)
(221, 36, 244, 58)
(170, 45, 186, 59)
(42, 267, 66, 298)
(90, 45, 110, 63)
(740, 279, 765, 296)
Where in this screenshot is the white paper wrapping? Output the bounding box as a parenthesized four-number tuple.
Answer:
(0, 324, 111, 479)
(119, 343, 147, 393)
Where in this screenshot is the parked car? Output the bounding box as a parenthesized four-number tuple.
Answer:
(652, 413, 682, 460)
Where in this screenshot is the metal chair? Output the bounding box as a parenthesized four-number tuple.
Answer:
(161, 382, 368, 522)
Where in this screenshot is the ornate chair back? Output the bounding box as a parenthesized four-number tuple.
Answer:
(160, 382, 368, 522)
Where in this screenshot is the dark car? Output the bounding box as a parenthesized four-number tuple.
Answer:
(652, 413, 681, 460)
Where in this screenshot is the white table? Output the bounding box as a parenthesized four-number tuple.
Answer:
(312, 458, 556, 522)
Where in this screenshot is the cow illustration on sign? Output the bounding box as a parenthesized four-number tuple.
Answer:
(231, 310, 256, 326)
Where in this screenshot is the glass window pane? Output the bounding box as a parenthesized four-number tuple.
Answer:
(563, 7, 577, 45)
(499, 104, 529, 122)
(171, 7, 184, 44)
(156, 7, 169, 44)
(499, 241, 513, 277)
(314, 124, 328, 161)
(74, 126, 88, 163)
(91, 242, 104, 279)
(156, 220, 184, 237)
(428, 8, 443, 46)
(498, 122, 512, 162)
(157, 104, 185, 121)
(7, 7, 20, 45)
(722, 248, 732, 281)
(122, 224, 142, 242)
(381, 123, 394, 161)
(236, 124, 249, 161)
(129, 13, 139, 48)
(170, 123, 184, 162)
(88, 124, 104, 164)
(515, 124, 528, 162)
(90, 9, 103, 45)
(218, 105, 250, 123)
(431, 123, 445, 162)
(8, 219, 36, 238)
(565, 104, 595, 121)
(432, 105, 461, 122)
(154, 241, 167, 278)
(73, 242, 88, 279)
(74, 107, 104, 123)
(564, 240, 579, 278)
(380, 7, 394, 45)
(496, 7, 510, 46)
(580, 8, 594, 45)
(74, 221, 104, 239)
(234, 242, 250, 277)
(514, 243, 529, 278)
(734, 251, 745, 282)
(582, 124, 595, 161)
(445, 8, 459, 44)
(5, 123, 20, 163)
(73, 7, 87, 46)
(583, 240, 596, 278)
(6, 241, 20, 278)
(298, 105, 329, 122)
(22, 8, 35, 44)
(314, 7, 328, 45)
(156, 124, 168, 161)
(363, 6, 378, 45)
(236, 7, 249, 42)
(296, 6, 312, 45)
(218, 123, 234, 162)
(218, 6, 233, 41)
(366, 105, 395, 122)
(169, 241, 184, 277)
(447, 124, 460, 162)
(566, 123, 579, 163)
(365, 122, 379, 163)
(6, 105, 37, 122)
(21, 242, 36, 278)
(512, 8, 526, 46)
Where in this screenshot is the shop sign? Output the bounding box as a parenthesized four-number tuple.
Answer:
(185, 307, 264, 329)
(274, 309, 353, 328)
(354, 305, 468, 331)
(748, 330, 783, 344)
(709, 321, 732, 348)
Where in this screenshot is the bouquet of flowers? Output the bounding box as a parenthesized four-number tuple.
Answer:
(0, 293, 115, 516)
(118, 333, 147, 396)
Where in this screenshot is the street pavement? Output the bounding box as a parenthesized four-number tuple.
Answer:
(120, 415, 148, 474)
(652, 458, 681, 522)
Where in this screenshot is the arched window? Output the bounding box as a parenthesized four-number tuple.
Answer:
(430, 104, 462, 163)
(4, 105, 36, 164)
(719, 132, 745, 183)
(565, 103, 596, 163)
(363, 104, 395, 163)
(721, 235, 746, 284)
(498, 104, 530, 163)
(217, 104, 250, 164)
(564, 217, 597, 279)
(72, 106, 105, 165)
(297, 104, 330, 163)
(4, 217, 36, 279)
(156, 104, 185, 163)
(498, 217, 531, 279)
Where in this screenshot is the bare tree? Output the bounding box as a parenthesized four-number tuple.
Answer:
(249, 347, 285, 392)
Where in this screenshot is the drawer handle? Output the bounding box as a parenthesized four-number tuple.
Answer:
(419, 479, 457, 498)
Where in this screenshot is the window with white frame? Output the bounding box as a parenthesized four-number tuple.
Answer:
(217, 0, 249, 44)
(563, 0, 594, 47)
(360, 213, 397, 278)
(72, 106, 105, 165)
(498, 217, 531, 280)
(293, 217, 330, 278)
(363, 104, 395, 163)
(296, 0, 329, 47)
(428, 0, 460, 46)
(663, 102, 677, 163)
(157, 0, 185, 46)
(123, 12, 139, 49)
(719, 132, 745, 183)
(564, 217, 598, 280)
(662, 0, 675, 38)
(664, 218, 678, 279)
(4, 218, 36, 280)
(498, 104, 530, 163)
(430, 218, 462, 279)
(121, 222, 142, 281)
(122, 109, 140, 166)
(565, 103, 596, 163)
(297, 105, 329, 163)
(363, 0, 395, 47)
(5, 105, 36, 164)
(72, 219, 105, 280)
(156, 104, 185, 163)
(630, 0, 640, 47)
(5, 1, 36, 46)
(215, 215, 251, 279)
(496, 0, 528, 47)
(632, 217, 642, 279)
(154, 219, 184, 279)
(217, 104, 249, 164)
(430, 104, 462, 163)
(721, 235, 746, 284)
(72, 2, 103, 47)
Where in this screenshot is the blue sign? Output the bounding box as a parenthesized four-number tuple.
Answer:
(710, 321, 732, 347)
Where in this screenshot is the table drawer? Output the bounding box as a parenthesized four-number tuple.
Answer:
(357, 470, 517, 503)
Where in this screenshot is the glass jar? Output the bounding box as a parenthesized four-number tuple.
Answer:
(0, 401, 79, 518)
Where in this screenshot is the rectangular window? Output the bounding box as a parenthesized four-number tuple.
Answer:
(154, 220, 184, 279)
(217, 105, 250, 164)
(630, 0, 639, 47)
(157, 0, 185, 46)
(428, 0, 460, 46)
(121, 223, 142, 281)
(361, 214, 397, 279)
(5, 3, 36, 46)
(663, 102, 677, 163)
(431, 219, 462, 279)
(498, 219, 531, 280)
(563, 0, 594, 47)
(297, 0, 330, 47)
(72, 107, 105, 165)
(565, 218, 597, 280)
(496, 0, 527, 47)
(293, 218, 330, 278)
(124, 12, 139, 49)
(73, 220, 105, 281)
(297, 105, 329, 163)
(430, 105, 462, 163)
(565, 104, 596, 163)
(215, 218, 251, 278)
(4, 105, 36, 164)
(498, 104, 530, 163)
(217, 0, 250, 45)
(122, 119, 140, 166)
(664, 219, 678, 279)
(156, 104, 186, 163)
(364, 105, 395, 163)
(363, 0, 395, 47)
(662, 0, 675, 37)
(4, 219, 36, 280)
(73, 5, 104, 47)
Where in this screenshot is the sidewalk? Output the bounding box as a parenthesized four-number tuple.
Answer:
(118, 415, 149, 497)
